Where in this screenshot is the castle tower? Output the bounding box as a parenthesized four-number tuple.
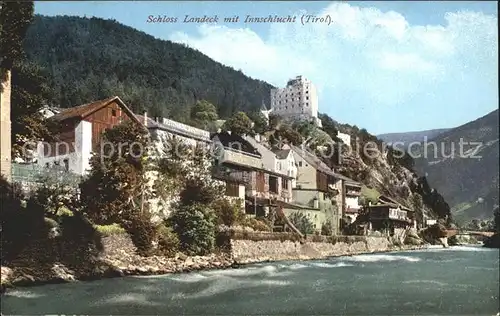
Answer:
(269, 75, 322, 127)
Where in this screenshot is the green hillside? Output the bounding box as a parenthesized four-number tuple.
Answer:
(22, 15, 273, 123)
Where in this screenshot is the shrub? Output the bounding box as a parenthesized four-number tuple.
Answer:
(121, 212, 158, 256)
(213, 198, 244, 226)
(56, 206, 74, 217)
(94, 223, 126, 237)
(157, 224, 180, 257)
(169, 203, 217, 256)
(0, 177, 48, 261)
(243, 217, 271, 232)
(321, 221, 334, 236)
(288, 212, 315, 235)
(58, 212, 104, 263)
(179, 177, 220, 207)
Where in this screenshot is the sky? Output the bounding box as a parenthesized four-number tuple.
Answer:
(35, 1, 498, 135)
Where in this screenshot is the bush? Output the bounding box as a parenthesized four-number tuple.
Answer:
(0, 177, 47, 261)
(213, 198, 244, 226)
(321, 221, 334, 236)
(288, 212, 315, 235)
(121, 212, 158, 256)
(94, 223, 126, 237)
(157, 224, 180, 257)
(243, 217, 271, 231)
(58, 212, 104, 263)
(56, 206, 74, 217)
(169, 203, 217, 256)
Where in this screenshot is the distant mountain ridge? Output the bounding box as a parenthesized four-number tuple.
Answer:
(377, 128, 451, 145)
(414, 109, 499, 224)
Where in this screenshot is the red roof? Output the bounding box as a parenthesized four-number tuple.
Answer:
(50, 96, 143, 127)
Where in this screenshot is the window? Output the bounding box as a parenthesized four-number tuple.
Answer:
(225, 183, 240, 197)
(269, 176, 279, 194)
(111, 109, 117, 117)
(306, 90, 309, 94)
(283, 179, 289, 190)
(45, 163, 50, 168)
(63, 159, 69, 172)
(299, 161, 302, 167)
(306, 96, 309, 100)
(306, 103, 309, 106)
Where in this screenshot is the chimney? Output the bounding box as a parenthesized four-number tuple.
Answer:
(143, 112, 148, 126)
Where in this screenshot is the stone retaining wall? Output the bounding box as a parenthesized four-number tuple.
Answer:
(229, 232, 402, 264)
(1, 231, 426, 291)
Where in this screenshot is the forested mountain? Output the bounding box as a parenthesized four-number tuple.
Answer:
(414, 109, 499, 224)
(22, 15, 273, 123)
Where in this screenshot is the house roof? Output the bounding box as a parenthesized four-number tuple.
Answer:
(273, 149, 291, 160)
(290, 145, 336, 176)
(290, 145, 362, 185)
(211, 132, 261, 157)
(51, 96, 143, 127)
(332, 172, 361, 186)
(374, 195, 412, 211)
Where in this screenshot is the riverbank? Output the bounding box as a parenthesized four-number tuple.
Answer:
(1, 232, 429, 293)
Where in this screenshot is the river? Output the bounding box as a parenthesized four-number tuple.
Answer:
(1, 245, 498, 315)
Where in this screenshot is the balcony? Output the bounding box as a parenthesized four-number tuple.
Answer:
(346, 190, 361, 196)
(220, 148, 262, 170)
(161, 118, 210, 141)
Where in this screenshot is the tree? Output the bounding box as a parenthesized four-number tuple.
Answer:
(321, 220, 334, 236)
(271, 124, 303, 146)
(168, 203, 217, 256)
(26, 165, 81, 218)
(11, 61, 58, 159)
(319, 113, 339, 141)
(288, 212, 315, 235)
(190, 100, 218, 130)
(222, 111, 253, 136)
(268, 114, 280, 130)
(79, 121, 151, 225)
(153, 135, 190, 215)
(0, 1, 34, 81)
(247, 111, 268, 135)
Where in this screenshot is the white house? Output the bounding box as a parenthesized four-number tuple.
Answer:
(273, 148, 297, 188)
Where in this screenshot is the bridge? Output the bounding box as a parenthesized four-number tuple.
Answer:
(444, 230, 495, 238)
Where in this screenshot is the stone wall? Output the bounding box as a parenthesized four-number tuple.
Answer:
(1, 230, 425, 291)
(229, 232, 399, 264)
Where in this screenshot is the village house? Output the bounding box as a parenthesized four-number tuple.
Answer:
(243, 135, 295, 202)
(36, 96, 146, 175)
(272, 147, 298, 188)
(276, 144, 342, 234)
(211, 132, 294, 217)
(330, 173, 362, 224)
(364, 195, 417, 237)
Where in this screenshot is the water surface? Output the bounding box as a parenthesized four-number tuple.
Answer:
(2, 245, 499, 315)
